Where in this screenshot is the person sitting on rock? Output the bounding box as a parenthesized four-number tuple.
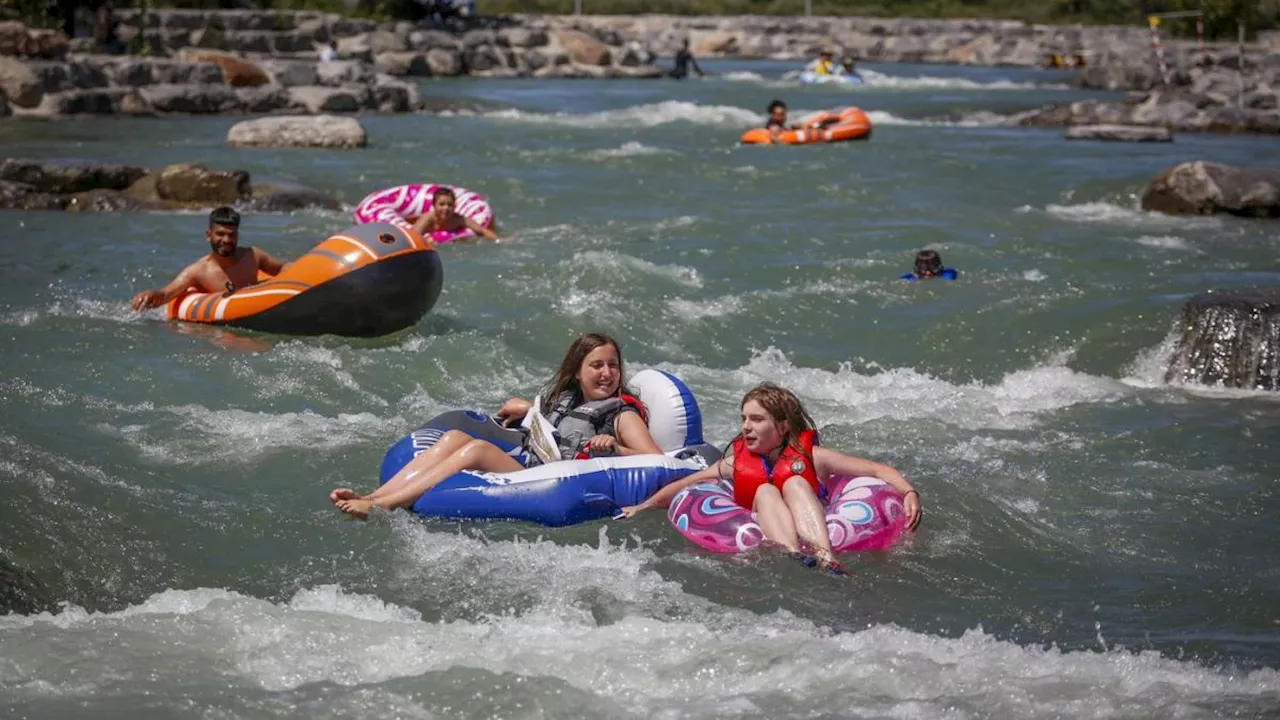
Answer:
(319, 41, 338, 62)
(411, 186, 501, 241)
(804, 49, 835, 76)
(130, 206, 288, 311)
(669, 38, 704, 80)
(901, 249, 958, 281)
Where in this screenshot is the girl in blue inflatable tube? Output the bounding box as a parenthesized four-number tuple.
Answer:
(330, 333, 664, 518)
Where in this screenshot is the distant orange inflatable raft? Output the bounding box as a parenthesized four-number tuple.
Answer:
(741, 107, 872, 145)
(166, 223, 444, 338)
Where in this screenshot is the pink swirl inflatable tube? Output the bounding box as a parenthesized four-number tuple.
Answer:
(353, 184, 495, 244)
(667, 475, 908, 554)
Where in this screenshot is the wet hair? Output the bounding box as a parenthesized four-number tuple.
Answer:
(915, 249, 943, 277)
(540, 332, 635, 404)
(433, 186, 456, 203)
(768, 100, 787, 114)
(208, 206, 240, 229)
(733, 382, 817, 456)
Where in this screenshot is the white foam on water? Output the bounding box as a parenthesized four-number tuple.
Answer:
(667, 348, 1133, 439)
(585, 140, 676, 159)
(1131, 235, 1199, 252)
(478, 100, 761, 129)
(110, 404, 406, 466)
(2, 560, 1276, 717)
(1124, 329, 1280, 400)
(857, 68, 1069, 91)
(1034, 202, 1222, 230)
(1024, 269, 1047, 282)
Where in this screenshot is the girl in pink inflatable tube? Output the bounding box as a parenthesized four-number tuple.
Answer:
(412, 186, 501, 242)
(620, 382, 922, 575)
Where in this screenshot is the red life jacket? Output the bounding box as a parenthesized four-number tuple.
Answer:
(730, 429, 819, 509)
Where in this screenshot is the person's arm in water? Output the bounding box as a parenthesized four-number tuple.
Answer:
(130, 259, 202, 311)
(691, 54, 704, 77)
(462, 216, 501, 241)
(617, 456, 731, 517)
(814, 446, 921, 530)
(253, 247, 288, 277)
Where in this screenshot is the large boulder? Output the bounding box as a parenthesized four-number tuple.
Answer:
(553, 29, 611, 67)
(424, 48, 463, 76)
(1141, 161, 1280, 217)
(64, 188, 163, 212)
(0, 158, 148, 193)
(1065, 124, 1172, 142)
(138, 83, 240, 113)
(154, 163, 250, 204)
(226, 114, 367, 149)
(175, 48, 269, 86)
(287, 85, 372, 114)
(0, 21, 26, 56)
(0, 56, 42, 108)
(1165, 290, 1280, 391)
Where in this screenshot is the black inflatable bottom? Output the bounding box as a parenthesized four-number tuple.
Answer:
(229, 251, 443, 337)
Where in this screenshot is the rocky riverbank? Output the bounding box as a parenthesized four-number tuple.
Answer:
(0, 10, 661, 118)
(0, 158, 341, 213)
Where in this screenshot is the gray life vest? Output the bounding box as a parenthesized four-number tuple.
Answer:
(542, 392, 641, 459)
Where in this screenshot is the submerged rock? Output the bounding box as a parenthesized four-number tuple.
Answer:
(1141, 161, 1280, 218)
(1165, 290, 1280, 391)
(1065, 124, 1172, 142)
(0, 555, 55, 616)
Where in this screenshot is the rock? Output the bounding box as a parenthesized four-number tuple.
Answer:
(226, 114, 367, 148)
(155, 163, 250, 204)
(498, 28, 549, 48)
(242, 180, 342, 212)
(295, 18, 330, 43)
(0, 21, 26, 56)
(374, 51, 429, 76)
(369, 29, 407, 54)
(373, 74, 422, 113)
(234, 85, 297, 113)
(1065, 124, 1173, 142)
(407, 30, 459, 51)
(287, 85, 372, 114)
(117, 89, 153, 116)
(258, 59, 318, 87)
(693, 31, 738, 56)
(0, 556, 55, 616)
(0, 56, 42, 108)
(316, 59, 372, 86)
(334, 34, 372, 62)
(0, 158, 148, 193)
(1141, 161, 1280, 217)
(18, 29, 69, 59)
(425, 48, 463, 77)
(174, 48, 269, 87)
(554, 29, 611, 67)
(25, 60, 109, 94)
(65, 188, 162, 212)
(1164, 290, 1280, 391)
(138, 84, 240, 114)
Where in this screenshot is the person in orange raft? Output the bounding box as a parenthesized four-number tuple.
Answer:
(620, 382, 922, 575)
(130, 206, 288, 311)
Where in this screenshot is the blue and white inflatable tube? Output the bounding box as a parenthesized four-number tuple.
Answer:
(379, 369, 722, 526)
(798, 70, 864, 86)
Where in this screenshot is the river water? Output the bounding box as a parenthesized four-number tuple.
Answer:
(1, 59, 1279, 718)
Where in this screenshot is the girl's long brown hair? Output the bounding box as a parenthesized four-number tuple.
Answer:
(539, 333, 635, 404)
(729, 382, 817, 457)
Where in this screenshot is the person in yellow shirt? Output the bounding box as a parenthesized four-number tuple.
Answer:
(804, 50, 834, 76)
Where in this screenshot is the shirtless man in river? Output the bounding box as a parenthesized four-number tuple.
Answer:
(130, 206, 288, 311)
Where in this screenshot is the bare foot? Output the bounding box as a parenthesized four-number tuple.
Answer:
(336, 498, 375, 519)
(329, 488, 359, 504)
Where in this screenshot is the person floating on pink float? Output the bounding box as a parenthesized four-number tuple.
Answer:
(354, 183, 500, 243)
(620, 382, 922, 575)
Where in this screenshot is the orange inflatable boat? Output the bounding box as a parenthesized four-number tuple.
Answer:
(165, 223, 444, 338)
(740, 107, 872, 145)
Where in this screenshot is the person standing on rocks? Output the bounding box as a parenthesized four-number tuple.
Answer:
(669, 39, 703, 80)
(130, 206, 288, 311)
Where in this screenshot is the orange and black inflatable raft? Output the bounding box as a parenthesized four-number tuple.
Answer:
(741, 106, 872, 145)
(165, 222, 443, 338)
